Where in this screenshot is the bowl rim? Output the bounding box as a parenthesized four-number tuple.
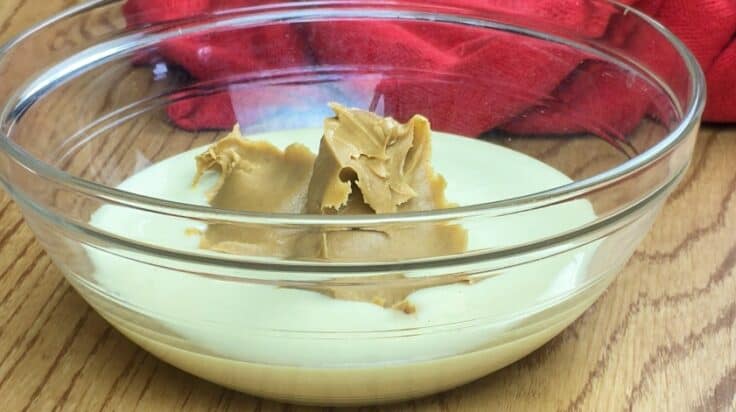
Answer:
(0, 0, 705, 229)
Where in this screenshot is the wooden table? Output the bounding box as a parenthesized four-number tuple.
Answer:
(1, 1, 735, 411)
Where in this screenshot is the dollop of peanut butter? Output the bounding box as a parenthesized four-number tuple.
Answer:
(306, 102, 437, 214)
(192, 125, 315, 256)
(193, 104, 469, 311)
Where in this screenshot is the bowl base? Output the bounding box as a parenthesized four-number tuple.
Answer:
(105, 292, 600, 407)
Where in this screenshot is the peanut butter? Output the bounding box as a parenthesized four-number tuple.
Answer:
(193, 103, 468, 310)
(193, 125, 315, 256)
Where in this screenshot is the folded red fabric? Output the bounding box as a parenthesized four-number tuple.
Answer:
(123, 0, 736, 136)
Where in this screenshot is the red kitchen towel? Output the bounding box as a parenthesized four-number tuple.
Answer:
(122, 0, 736, 137)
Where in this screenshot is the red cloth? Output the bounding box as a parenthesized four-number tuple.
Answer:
(123, 0, 736, 136)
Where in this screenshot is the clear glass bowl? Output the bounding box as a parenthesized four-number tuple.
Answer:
(0, 0, 704, 406)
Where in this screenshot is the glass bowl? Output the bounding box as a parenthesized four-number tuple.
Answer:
(0, 0, 704, 406)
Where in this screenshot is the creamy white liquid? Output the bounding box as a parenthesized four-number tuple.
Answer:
(85, 129, 597, 387)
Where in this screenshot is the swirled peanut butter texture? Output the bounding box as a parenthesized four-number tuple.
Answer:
(193, 103, 468, 311)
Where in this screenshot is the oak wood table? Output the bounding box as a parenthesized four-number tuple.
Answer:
(1, 1, 735, 411)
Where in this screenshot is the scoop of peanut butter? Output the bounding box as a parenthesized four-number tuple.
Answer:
(294, 103, 467, 260)
(193, 104, 468, 311)
(306, 102, 437, 214)
(193, 125, 315, 256)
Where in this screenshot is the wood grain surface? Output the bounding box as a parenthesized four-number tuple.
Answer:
(1, 1, 735, 411)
